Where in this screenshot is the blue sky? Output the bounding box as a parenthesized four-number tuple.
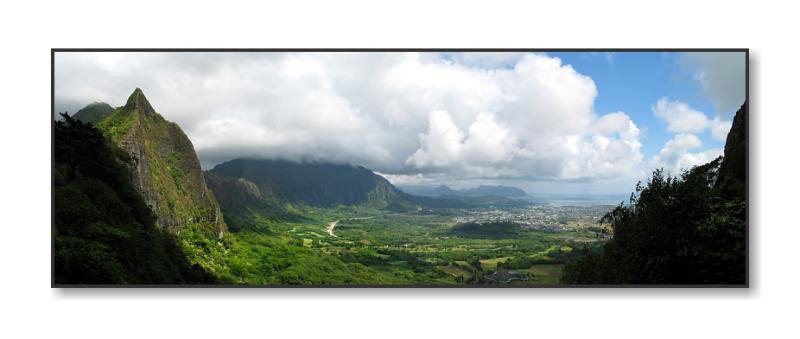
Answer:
(549, 51, 734, 160)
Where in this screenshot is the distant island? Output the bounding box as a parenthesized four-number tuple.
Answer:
(400, 184, 527, 198)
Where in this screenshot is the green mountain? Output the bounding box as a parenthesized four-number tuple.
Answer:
(204, 171, 296, 231)
(54, 114, 215, 284)
(72, 102, 114, 124)
(95, 88, 227, 237)
(207, 158, 415, 210)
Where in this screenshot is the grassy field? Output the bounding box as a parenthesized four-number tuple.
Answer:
(215, 205, 601, 285)
(524, 264, 565, 285)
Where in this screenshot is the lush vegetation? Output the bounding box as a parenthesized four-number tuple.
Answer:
(450, 221, 523, 238)
(193, 205, 598, 285)
(95, 107, 136, 143)
(562, 103, 747, 285)
(71, 102, 114, 125)
(97, 89, 225, 237)
(562, 160, 746, 284)
(54, 114, 215, 284)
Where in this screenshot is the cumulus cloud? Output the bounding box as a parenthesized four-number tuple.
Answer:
(681, 52, 746, 115)
(652, 97, 731, 141)
(55, 52, 647, 189)
(407, 110, 467, 168)
(652, 133, 723, 175)
(710, 117, 733, 141)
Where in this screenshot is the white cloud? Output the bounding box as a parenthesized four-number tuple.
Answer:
(374, 172, 437, 186)
(710, 117, 733, 141)
(652, 97, 711, 133)
(55, 52, 646, 188)
(652, 133, 723, 175)
(652, 97, 731, 141)
(463, 113, 519, 163)
(681, 52, 746, 116)
(407, 110, 466, 168)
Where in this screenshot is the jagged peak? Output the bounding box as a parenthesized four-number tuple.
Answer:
(124, 88, 156, 115)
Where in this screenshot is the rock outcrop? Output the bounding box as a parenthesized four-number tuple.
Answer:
(96, 88, 227, 236)
(715, 102, 747, 198)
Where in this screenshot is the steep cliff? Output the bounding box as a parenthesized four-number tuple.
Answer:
(96, 88, 227, 237)
(715, 102, 747, 199)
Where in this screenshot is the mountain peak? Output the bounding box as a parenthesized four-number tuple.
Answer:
(72, 101, 114, 124)
(97, 89, 227, 236)
(124, 88, 156, 115)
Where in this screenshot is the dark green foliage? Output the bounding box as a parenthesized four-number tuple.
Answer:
(203, 171, 301, 232)
(716, 103, 747, 199)
(562, 160, 746, 284)
(54, 113, 215, 284)
(71, 102, 114, 124)
(498, 245, 577, 269)
(450, 221, 522, 238)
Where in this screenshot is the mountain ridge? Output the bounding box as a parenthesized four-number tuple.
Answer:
(72, 102, 114, 124)
(207, 158, 414, 209)
(95, 88, 227, 236)
(400, 184, 527, 198)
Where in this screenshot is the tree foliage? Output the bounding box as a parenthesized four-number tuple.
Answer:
(562, 159, 746, 284)
(54, 113, 215, 284)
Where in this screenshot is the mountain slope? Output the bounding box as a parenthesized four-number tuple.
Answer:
(95, 88, 226, 236)
(72, 102, 114, 124)
(54, 114, 215, 284)
(207, 158, 415, 210)
(204, 171, 297, 231)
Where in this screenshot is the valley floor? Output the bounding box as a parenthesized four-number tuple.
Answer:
(180, 205, 611, 285)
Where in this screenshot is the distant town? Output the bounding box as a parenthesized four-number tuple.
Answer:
(452, 204, 615, 232)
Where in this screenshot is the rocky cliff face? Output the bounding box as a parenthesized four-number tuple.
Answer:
(204, 171, 265, 212)
(715, 102, 747, 198)
(96, 88, 227, 236)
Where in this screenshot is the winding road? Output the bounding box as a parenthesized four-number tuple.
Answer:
(327, 220, 339, 237)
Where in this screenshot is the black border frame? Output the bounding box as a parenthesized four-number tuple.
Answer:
(51, 48, 749, 288)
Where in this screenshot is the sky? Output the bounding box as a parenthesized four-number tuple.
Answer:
(54, 51, 746, 195)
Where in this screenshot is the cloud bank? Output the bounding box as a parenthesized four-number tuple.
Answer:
(54, 51, 740, 192)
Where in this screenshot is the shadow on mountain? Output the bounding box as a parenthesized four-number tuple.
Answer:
(54, 114, 215, 284)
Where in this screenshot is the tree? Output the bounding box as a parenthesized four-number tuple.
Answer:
(562, 158, 746, 285)
(54, 113, 215, 284)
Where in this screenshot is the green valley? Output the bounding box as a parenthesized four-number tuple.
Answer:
(181, 205, 603, 285)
